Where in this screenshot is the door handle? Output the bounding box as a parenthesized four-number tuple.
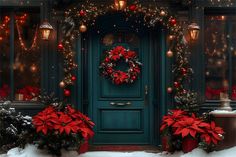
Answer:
(144, 85, 148, 105)
(145, 85, 148, 95)
(110, 102, 132, 106)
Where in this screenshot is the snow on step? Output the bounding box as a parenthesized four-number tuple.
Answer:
(1, 145, 236, 157)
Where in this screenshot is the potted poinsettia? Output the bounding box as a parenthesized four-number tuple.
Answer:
(199, 121, 224, 151)
(172, 114, 205, 153)
(160, 110, 188, 151)
(160, 110, 224, 153)
(32, 104, 94, 156)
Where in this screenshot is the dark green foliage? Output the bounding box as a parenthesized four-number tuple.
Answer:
(37, 91, 59, 106)
(35, 132, 83, 156)
(174, 90, 199, 113)
(0, 101, 34, 152)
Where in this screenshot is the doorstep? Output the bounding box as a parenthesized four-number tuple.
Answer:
(89, 145, 161, 153)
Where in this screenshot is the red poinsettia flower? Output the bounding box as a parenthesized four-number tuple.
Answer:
(124, 50, 136, 59)
(173, 116, 205, 138)
(66, 104, 76, 114)
(32, 106, 58, 135)
(160, 110, 187, 132)
(200, 121, 224, 145)
(53, 113, 75, 134)
(132, 66, 141, 74)
(110, 46, 125, 61)
(112, 71, 129, 85)
(77, 111, 95, 128)
(78, 122, 95, 140)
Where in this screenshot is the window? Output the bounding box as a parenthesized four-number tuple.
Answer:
(0, 8, 41, 102)
(205, 13, 236, 101)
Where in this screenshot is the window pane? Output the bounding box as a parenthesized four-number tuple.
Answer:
(205, 15, 229, 100)
(232, 22, 236, 100)
(14, 10, 40, 101)
(0, 12, 11, 100)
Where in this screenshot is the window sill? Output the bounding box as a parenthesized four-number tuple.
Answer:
(201, 102, 236, 111)
(0, 101, 44, 109)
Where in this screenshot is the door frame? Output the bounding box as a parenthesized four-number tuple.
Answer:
(77, 18, 171, 146)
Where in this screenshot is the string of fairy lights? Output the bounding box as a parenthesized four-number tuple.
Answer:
(0, 13, 40, 85)
(0, 13, 39, 52)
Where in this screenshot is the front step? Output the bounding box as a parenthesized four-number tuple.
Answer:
(89, 145, 161, 153)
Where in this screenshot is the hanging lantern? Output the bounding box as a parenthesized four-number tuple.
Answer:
(188, 23, 200, 41)
(114, 0, 127, 10)
(39, 21, 53, 40)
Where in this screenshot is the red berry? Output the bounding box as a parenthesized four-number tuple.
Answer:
(132, 75, 136, 80)
(64, 89, 71, 97)
(105, 58, 110, 62)
(71, 76, 76, 82)
(79, 10, 86, 16)
(129, 4, 137, 11)
(107, 69, 113, 74)
(167, 87, 173, 93)
(174, 82, 180, 88)
(170, 18, 177, 25)
(182, 68, 187, 75)
(58, 43, 63, 50)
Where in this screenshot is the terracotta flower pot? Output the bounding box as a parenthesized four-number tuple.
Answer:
(161, 135, 173, 152)
(79, 141, 89, 154)
(182, 137, 198, 153)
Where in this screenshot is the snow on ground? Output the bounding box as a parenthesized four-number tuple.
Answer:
(1, 145, 236, 157)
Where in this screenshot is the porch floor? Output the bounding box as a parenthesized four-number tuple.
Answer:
(89, 145, 161, 153)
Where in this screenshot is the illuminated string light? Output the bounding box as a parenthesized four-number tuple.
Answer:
(16, 20, 38, 52)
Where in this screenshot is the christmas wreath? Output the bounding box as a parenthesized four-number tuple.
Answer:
(99, 46, 142, 85)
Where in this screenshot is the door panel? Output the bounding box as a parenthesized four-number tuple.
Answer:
(100, 109, 142, 131)
(89, 15, 151, 144)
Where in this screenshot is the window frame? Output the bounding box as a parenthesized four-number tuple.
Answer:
(0, 0, 47, 106)
(204, 8, 236, 103)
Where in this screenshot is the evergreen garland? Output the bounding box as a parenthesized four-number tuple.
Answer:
(58, 1, 199, 112)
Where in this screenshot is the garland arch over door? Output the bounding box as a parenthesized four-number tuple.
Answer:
(59, 1, 196, 144)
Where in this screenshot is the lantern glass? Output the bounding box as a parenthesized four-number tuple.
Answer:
(189, 29, 200, 41)
(39, 21, 53, 40)
(114, 0, 127, 10)
(40, 29, 51, 40)
(188, 23, 200, 41)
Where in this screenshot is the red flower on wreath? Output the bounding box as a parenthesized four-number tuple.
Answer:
(110, 46, 125, 61)
(124, 50, 136, 59)
(99, 46, 142, 85)
(113, 71, 129, 85)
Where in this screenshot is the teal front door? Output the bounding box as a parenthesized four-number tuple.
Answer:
(89, 15, 152, 144)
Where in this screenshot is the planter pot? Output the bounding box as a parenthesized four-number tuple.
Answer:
(161, 135, 173, 152)
(79, 141, 89, 154)
(182, 137, 198, 153)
